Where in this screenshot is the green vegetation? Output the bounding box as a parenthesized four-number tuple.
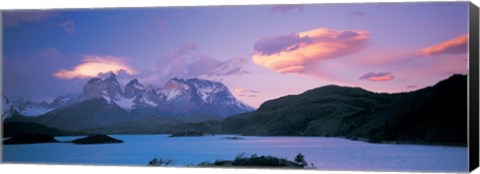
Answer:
(217, 74, 467, 146)
(197, 153, 314, 169)
(147, 153, 314, 169)
(4, 75, 467, 146)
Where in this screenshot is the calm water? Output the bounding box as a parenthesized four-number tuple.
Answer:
(2, 135, 468, 172)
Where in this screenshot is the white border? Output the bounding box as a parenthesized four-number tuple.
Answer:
(0, 0, 477, 10)
(1, 0, 479, 174)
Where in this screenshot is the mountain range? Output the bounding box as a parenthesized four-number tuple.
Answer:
(3, 73, 254, 131)
(215, 74, 467, 145)
(3, 74, 468, 146)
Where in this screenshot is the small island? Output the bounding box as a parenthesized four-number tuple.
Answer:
(224, 136, 244, 140)
(197, 153, 311, 168)
(147, 153, 313, 169)
(72, 134, 123, 144)
(169, 131, 204, 137)
(3, 134, 59, 145)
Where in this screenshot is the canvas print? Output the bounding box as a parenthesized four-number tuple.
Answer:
(1, 2, 471, 172)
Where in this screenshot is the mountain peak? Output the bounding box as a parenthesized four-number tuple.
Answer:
(83, 73, 122, 100)
(103, 72, 118, 83)
(124, 78, 145, 98)
(87, 77, 102, 84)
(128, 78, 139, 84)
(161, 77, 254, 115)
(169, 77, 188, 84)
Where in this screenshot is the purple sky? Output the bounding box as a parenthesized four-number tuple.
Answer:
(2, 2, 469, 108)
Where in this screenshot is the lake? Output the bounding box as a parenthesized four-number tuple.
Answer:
(2, 135, 468, 172)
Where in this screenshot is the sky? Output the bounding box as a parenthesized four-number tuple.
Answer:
(2, 2, 470, 108)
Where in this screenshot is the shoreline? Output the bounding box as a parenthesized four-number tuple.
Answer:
(66, 133, 469, 147)
(7, 133, 465, 147)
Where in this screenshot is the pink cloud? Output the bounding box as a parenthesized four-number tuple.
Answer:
(252, 28, 370, 73)
(53, 55, 135, 79)
(254, 33, 312, 56)
(234, 88, 259, 98)
(271, 5, 304, 14)
(419, 34, 468, 57)
(4, 11, 57, 27)
(57, 20, 76, 34)
(359, 72, 394, 82)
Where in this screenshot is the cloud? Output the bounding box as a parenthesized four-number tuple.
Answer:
(271, 5, 304, 14)
(141, 43, 249, 85)
(4, 11, 57, 27)
(254, 34, 313, 56)
(234, 88, 259, 98)
(359, 72, 394, 81)
(53, 55, 135, 79)
(419, 34, 468, 57)
(58, 20, 76, 34)
(252, 28, 370, 73)
(188, 56, 250, 77)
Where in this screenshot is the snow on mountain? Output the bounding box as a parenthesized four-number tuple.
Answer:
(2, 96, 61, 117)
(162, 78, 189, 101)
(157, 77, 255, 116)
(112, 77, 254, 117)
(21, 106, 54, 116)
(132, 95, 158, 107)
(134, 83, 144, 90)
(4, 73, 254, 123)
(2, 110, 12, 120)
(163, 88, 182, 101)
(171, 78, 253, 109)
(190, 79, 227, 103)
(50, 94, 76, 108)
(124, 79, 145, 98)
(143, 97, 158, 107)
(2, 95, 13, 120)
(114, 96, 135, 111)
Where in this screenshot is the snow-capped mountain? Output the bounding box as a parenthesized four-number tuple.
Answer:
(2, 95, 13, 120)
(1, 94, 77, 119)
(82, 73, 255, 118)
(124, 79, 145, 98)
(83, 73, 122, 101)
(49, 94, 76, 108)
(158, 78, 254, 117)
(3, 72, 255, 131)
